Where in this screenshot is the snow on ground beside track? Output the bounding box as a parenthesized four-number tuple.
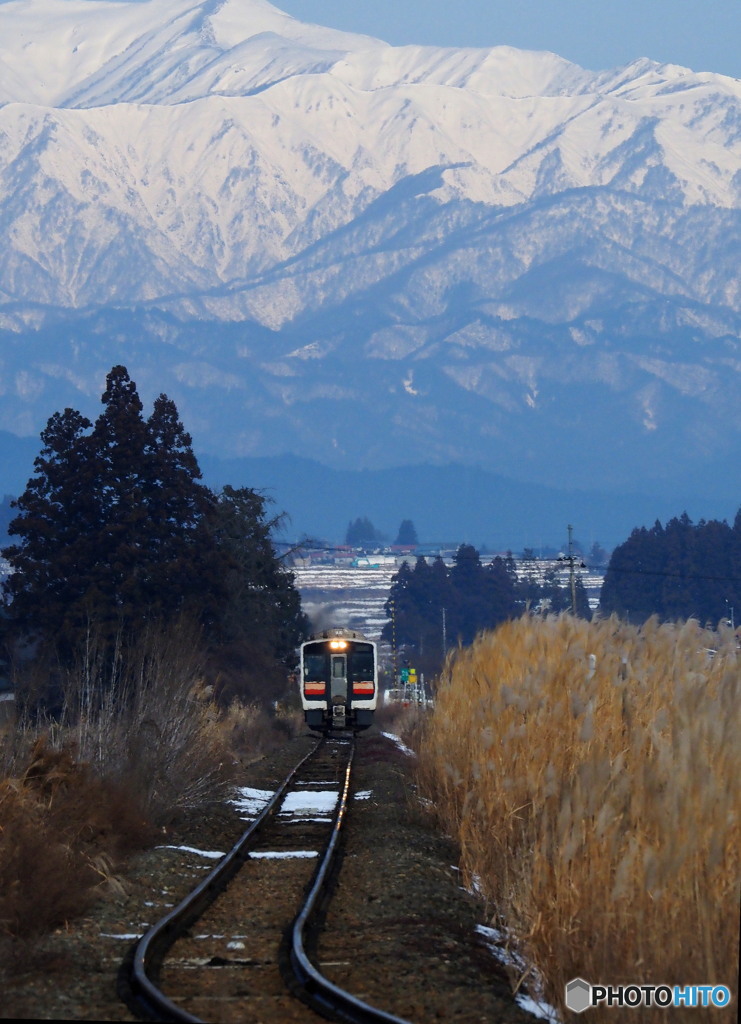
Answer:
(231, 786, 274, 818)
(477, 925, 562, 1022)
(157, 845, 225, 858)
(381, 731, 416, 757)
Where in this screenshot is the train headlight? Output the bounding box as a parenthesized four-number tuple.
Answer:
(329, 640, 348, 649)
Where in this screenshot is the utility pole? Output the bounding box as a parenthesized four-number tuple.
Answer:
(568, 524, 577, 615)
(391, 598, 398, 686)
(442, 606, 447, 657)
(558, 524, 585, 615)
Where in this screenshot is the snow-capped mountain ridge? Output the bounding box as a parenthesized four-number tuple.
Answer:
(0, 0, 739, 502)
(0, 0, 375, 107)
(0, 0, 737, 248)
(3, 0, 738, 109)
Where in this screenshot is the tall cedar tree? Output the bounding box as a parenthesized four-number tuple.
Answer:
(2, 407, 96, 651)
(210, 485, 308, 660)
(382, 547, 515, 674)
(205, 485, 309, 703)
(394, 519, 419, 546)
(2, 367, 309, 712)
(144, 393, 224, 625)
(2, 367, 222, 662)
(345, 517, 382, 547)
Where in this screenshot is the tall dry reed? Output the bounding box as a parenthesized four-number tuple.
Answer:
(418, 614, 739, 1021)
(57, 620, 234, 821)
(0, 621, 305, 952)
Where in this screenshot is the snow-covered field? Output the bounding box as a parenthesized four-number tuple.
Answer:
(293, 564, 398, 639)
(293, 561, 606, 640)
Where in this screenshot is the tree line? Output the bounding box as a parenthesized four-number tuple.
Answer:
(383, 506, 741, 680)
(382, 544, 590, 676)
(599, 511, 741, 624)
(1, 366, 308, 712)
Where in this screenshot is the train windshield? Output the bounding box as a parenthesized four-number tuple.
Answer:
(350, 643, 375, 680)
(303, 651, 327, 681)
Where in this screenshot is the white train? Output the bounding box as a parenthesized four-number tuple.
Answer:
(299, 627, 378, 731)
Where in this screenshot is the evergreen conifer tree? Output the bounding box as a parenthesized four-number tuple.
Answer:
(206, 485, 308, 699)
(600, 509, 741, 623)
(345, 517, 382, 547)
(449, 544, 485, 644)
(143, 393, 221, 622)
(84, 365, 152, 636)
(394, 519, 419, 546)
(2, 366, 309, 711)
(2, 408, 96, 651)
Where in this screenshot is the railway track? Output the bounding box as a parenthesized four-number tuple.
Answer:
(120, 733, 412, 1024)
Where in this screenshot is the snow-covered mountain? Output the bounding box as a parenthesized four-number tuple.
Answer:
(0, 0, 739, 506)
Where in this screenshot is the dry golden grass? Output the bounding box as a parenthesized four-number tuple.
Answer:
(418, 614, 739, 1021)
(0, 621, 291, 948)
(0, 736, 154, 943)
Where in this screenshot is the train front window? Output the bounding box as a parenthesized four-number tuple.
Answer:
(303, 652, 327, 681)
(350, 644, 375, 680)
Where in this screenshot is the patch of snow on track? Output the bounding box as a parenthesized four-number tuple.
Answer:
(280, 789, 338, 817)
(249, 850, 319, 859)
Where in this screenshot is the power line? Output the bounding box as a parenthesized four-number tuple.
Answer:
(599, 565, 741, 585)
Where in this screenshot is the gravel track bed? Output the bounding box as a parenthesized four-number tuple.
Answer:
(2, 729, 545, 1023)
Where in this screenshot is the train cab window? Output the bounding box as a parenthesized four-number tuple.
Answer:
(350, 643, 375, 680)
(303, 652, 327, 681)
(332, 656, 346, 678)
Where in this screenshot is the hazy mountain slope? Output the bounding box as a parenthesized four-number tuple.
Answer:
(0, 0, 739, 503)
(1, 428, 733, 550)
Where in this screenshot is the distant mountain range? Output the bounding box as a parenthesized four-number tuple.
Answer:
(0, 0, 739, 526)
(2, 431, 735, 552)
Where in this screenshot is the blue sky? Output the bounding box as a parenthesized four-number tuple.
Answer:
(275, 1, 740, 78)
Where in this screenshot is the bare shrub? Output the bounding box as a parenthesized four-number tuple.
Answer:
(418, 614, 740, 1021)
(0, 713, 37, 779)
(53, 619, 235, 825)
(0, 736, 153, 945)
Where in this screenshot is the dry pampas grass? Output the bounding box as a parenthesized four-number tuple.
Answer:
(418, 614, 739, 1021)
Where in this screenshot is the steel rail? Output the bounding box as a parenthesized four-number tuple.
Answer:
(121, 734, 326, 1023)
(288, 738, 413, 1024)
